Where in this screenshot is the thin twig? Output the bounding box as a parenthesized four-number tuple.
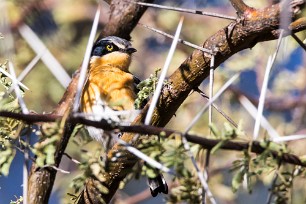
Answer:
(184, 73, 239, 133)
(63, 153, 81, 164)
(195, 88, 238, 128)
(73, 7, 101, 112)
(145, 16, 184, 125)
(42, 165, 70, 174)
(253, 30, 284, 140)
(139, 23, 213, 54)
(128, 1, 236, 20)
(291, 33, 306, 51)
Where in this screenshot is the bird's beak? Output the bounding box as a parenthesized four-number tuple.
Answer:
(126, 47, 137, 54)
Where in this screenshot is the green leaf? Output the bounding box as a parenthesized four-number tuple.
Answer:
(232, 170, 244, 192)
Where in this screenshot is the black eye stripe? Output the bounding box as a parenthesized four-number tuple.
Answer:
(91, 41, 119, 56)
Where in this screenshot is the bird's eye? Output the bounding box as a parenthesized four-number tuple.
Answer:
(106, 44, 113, 51)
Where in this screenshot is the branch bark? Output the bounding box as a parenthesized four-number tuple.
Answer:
(229, 0, 250, 14)
(1, 111, 305, 167)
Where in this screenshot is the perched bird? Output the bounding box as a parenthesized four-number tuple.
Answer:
(80, 36, 168, 197)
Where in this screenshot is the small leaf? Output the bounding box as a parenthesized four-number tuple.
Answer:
(232, 170, 244, 192)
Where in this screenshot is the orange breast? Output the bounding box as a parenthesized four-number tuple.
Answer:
(81, 64, 136, 113)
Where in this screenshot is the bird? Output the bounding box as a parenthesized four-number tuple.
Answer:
(80, 36, 168, 197)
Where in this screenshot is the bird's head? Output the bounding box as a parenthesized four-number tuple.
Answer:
(90, 36, 137, 72)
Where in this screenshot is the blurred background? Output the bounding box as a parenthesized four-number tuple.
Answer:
(0, 0, 305, 203)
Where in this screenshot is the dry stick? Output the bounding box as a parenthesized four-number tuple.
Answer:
(139, 23, 213, 54)
(253, 30, 284, 140)
(129, 0, 237, 20)
(63, 153, 81, 165)
(291, 33, 306, 51)
(195, 88, 238, 128)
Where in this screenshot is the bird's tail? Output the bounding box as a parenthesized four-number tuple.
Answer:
(147, 173, 168, 197)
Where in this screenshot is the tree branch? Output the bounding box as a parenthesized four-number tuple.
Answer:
(1, 111, 305, 167)
(229, 0, 250, 14)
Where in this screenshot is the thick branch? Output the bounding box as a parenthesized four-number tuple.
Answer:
(1, 111, 305, 167)
(229, 0, 250, 14)
(98, 0, 154, 40)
